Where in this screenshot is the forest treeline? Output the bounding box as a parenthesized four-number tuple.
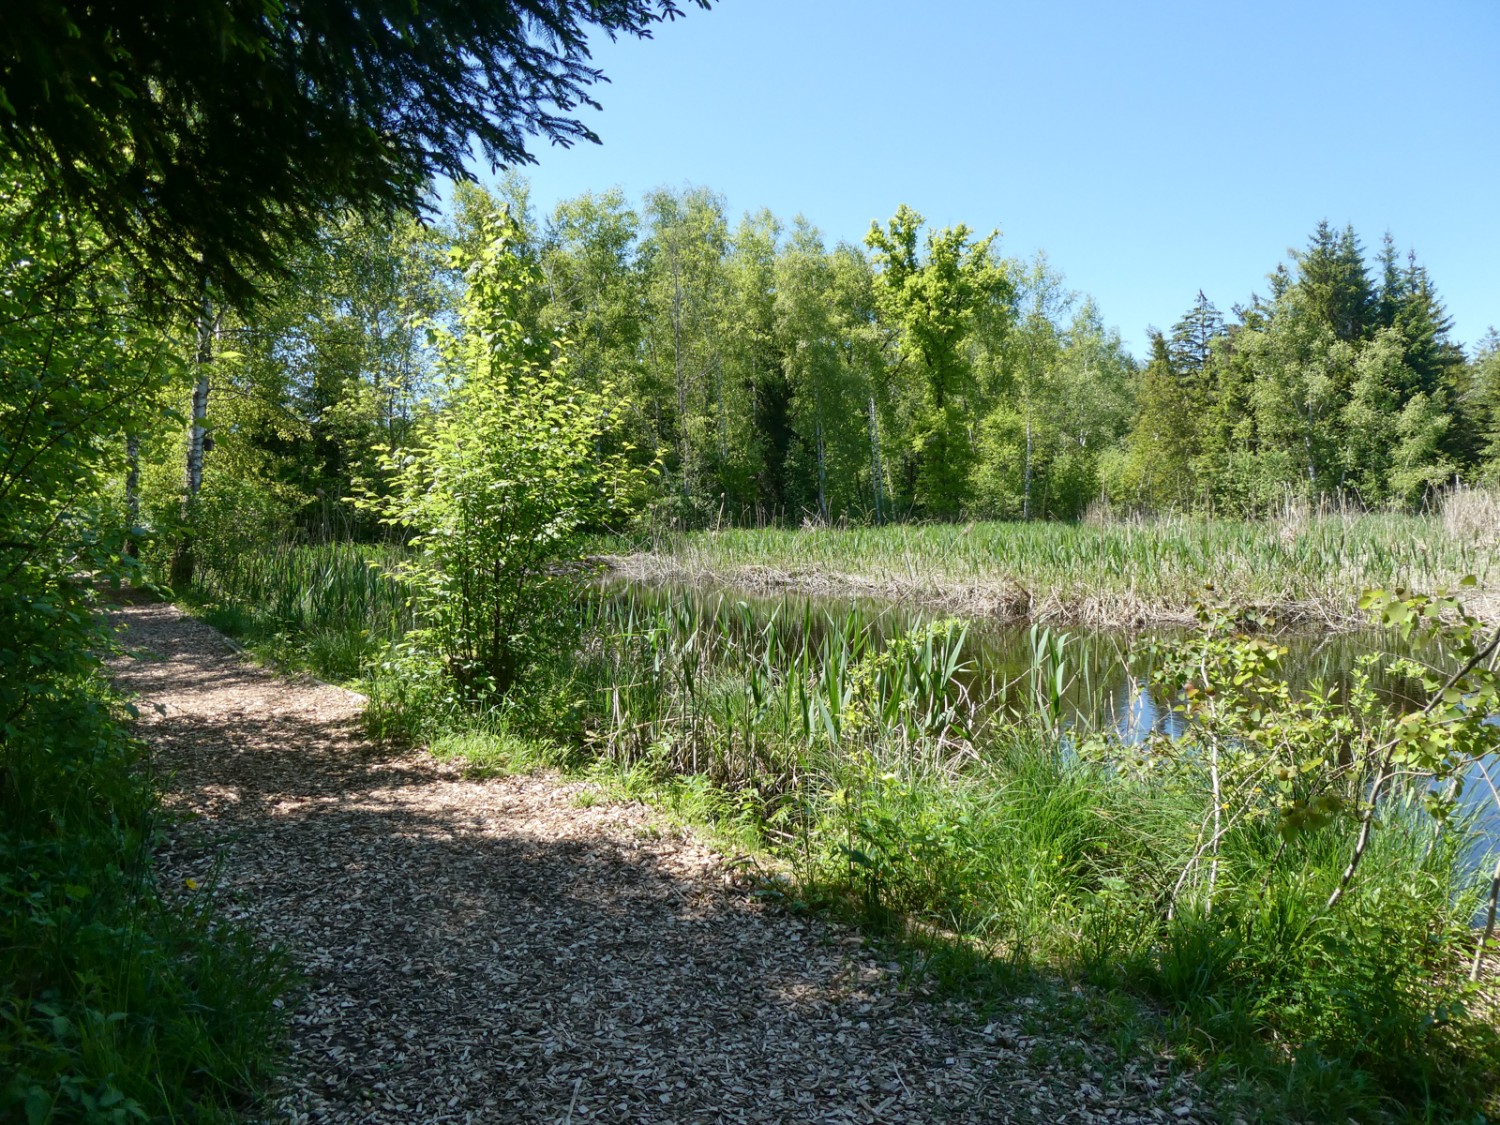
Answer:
(142, 178, 1500, 548)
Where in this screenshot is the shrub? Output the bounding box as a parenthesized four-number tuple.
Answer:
(357, 210, 651, 700)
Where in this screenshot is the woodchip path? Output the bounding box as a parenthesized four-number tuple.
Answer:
(109, 599, 1207, 1124)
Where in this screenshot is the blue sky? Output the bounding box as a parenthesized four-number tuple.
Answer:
(473, 0, 1499, 357)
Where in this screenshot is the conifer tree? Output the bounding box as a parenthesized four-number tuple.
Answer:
(1168, 290, 1225, 375)
(2, 0, 712, 302)
(1469, 331, 1500, 479)
(1116, 332, 1203, 509)
(1292, 221, 1374, 344)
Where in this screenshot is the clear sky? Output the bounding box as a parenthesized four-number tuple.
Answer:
(471, 0, 1499, 358)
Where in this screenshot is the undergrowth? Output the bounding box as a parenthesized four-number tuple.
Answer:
(1, 588, 288, 1123)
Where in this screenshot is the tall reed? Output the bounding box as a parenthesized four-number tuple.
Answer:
(610, 509, 1495, 625)
(193, 541, 412, 679)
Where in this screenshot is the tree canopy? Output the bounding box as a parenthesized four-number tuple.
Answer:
(1, 0, 708, 302)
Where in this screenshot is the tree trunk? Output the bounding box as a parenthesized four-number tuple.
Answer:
(867, 394, 884, 524)
(673, 261, 690, 504)
(124, 434, 140, 561)
(712, 352, 730, 511)
(815, 418, 828, 522)
(1022, 408, 1034, 520)
(170, 284, 218, 588)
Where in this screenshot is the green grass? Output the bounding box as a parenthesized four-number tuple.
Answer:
(607, 508, 1497, 625)
(428, 726, 572, 777)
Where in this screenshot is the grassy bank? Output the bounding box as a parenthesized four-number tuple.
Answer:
(1, 590, 288, 1122)
(606, 503, 1500, 627)
(189, 543, 1500, 1122)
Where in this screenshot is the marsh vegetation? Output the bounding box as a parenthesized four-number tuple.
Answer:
(181, 532, 1500, 1122)
(608, 497, 1500, 626)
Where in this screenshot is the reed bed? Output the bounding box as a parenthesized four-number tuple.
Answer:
(567, 589, 982, 793)
(608, 510, 1498, 627)
(192, 541, 413, 680)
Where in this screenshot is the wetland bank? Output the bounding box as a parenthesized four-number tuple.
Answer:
(604, 504, 1500, 628)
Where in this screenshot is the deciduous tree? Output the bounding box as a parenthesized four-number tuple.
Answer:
(866, 205, 1010, 517)
(358, 212, 648, 697)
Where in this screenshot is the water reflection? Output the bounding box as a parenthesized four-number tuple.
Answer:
(604, 577, 1429, 731)
(1118, 674, 1180, 744)
(603, 578, 1500, 861)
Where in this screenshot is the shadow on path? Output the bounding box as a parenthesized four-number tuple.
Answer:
(109, 600, 1201, 1125)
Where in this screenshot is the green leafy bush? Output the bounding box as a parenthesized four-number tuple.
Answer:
(1, 165, 287, 1123)
(358, 210, 652, 699)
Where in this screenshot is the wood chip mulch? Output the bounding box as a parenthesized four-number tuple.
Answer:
(108, 600, 1213, 1124)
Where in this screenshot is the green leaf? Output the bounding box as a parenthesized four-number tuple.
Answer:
(25, 1088, 51, 1125)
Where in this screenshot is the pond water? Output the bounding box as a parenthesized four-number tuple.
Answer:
(607, 577, 1500, 863)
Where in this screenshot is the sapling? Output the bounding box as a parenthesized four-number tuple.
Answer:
(355, 209, 652, 699)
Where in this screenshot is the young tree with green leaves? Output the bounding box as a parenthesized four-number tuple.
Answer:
(773, 221, 838, 520)
(773, 222, 884, 521)
(358, 213, 649, 699)
(640, 187, 732, 516)
(539, 188, 657, 496)
(725, 210, 791, 519)
(541, 188, 645, 399)
(1038, 299, 1136, 516)
(969, 254, 1066, 518)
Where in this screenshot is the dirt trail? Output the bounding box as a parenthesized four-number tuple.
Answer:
(109, 599, 1203, 1124)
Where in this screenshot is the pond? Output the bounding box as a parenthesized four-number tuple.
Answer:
(607, 577, 1500, 862)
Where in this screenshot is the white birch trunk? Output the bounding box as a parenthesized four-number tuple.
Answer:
(124, 434, 140, 560)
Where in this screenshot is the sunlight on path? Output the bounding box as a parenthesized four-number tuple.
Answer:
(109, 600, 1203, 1124)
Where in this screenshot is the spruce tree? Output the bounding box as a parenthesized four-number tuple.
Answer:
(1, 0, 712, 303)
(1169, 290, 1226, 376)
(1292, 221, 1374, 343)
(1119, 331, 1203, 509)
